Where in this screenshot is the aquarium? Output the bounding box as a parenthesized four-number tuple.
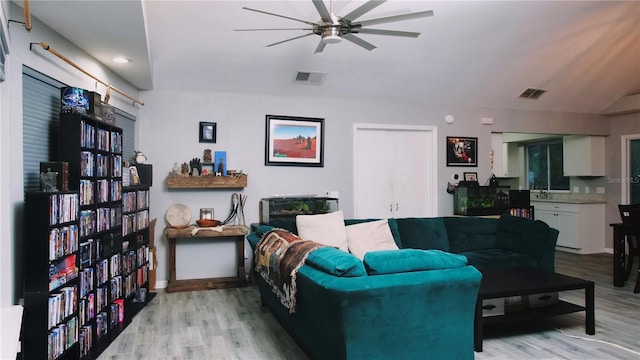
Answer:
(259, 197, 339, 224)
(453, 185, 511, 216)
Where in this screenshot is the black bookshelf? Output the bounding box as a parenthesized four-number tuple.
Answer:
(23, 191, 81, 360)
(58, 113, 124, 359)
(121, 185, 154, 320)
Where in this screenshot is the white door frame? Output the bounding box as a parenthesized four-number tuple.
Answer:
(353, 123, 438, 218)
(620, 134, 640, 204)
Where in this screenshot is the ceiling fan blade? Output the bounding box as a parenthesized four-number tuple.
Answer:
(266, 33, 316, 47)
(342, 0, 386, 22)
(235, 28, 314, 32)
(343, 33, 377, 51)
(354, 28, 420, 38)
(354, 10, 434, 27)
(242, 7, 318, 26)
(312, 0, 332, 22)
(314, 40, 327, 54)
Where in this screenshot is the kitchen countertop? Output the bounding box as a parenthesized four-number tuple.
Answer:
(530, 198, 606, 204)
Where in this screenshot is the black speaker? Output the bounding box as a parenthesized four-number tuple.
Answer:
(136, 164, 153, 186)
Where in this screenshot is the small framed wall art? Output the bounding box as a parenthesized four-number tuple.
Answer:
(199, 122, 217, 143)
(463, 172, 478, 181)
(265, 115, 324, 167)
(446, 136, 477, 167)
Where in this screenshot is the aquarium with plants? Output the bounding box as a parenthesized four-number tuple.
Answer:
(453, 185, 510, 216)
(259, 197, 339, 223)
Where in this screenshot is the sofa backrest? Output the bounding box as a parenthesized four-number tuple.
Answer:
(443, 217, 499, 253)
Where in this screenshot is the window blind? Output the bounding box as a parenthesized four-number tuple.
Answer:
(22, 65, 137, 192)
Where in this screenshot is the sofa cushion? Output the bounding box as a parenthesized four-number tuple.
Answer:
(297, 211, 349, 251)
(460, 248, 537, 272)
(496, 214, 550, 259)
(345, 218, 402, 247)
(444, 217, 498, 253)
(305, 247, 367, 277)
(395, 217, 449, 251)
(346, 219, 399, 260)
(364, 249, 468, 275)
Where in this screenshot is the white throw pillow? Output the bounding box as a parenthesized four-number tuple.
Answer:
(296, 211, 349, 252)
(346, 219, 399, 260)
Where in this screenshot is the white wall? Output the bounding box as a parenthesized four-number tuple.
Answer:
(0, 1, 140, 305)
(138, 89, 608, 287)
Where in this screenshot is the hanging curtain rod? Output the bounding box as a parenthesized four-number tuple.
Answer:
(32, 41, 145, 106)
(23, 0, 32, 31)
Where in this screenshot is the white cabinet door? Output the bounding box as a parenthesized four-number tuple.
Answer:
(354, 125, 436, 219)
(533, 201, 604, 254)
(556, 212, 579, 249)
(563, 135, 605, 176)
(490, 133, 521, 178)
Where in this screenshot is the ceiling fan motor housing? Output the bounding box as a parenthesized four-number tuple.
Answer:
(321, 26, 342, 43)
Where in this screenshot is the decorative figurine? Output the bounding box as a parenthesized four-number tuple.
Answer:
(181, 162, 189, 176)
(203, 149, 212, 163)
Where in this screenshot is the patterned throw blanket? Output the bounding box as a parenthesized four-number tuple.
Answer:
(255, 229, 324, 313)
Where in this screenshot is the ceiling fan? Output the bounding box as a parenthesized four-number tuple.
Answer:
(235, 0, 434, 53)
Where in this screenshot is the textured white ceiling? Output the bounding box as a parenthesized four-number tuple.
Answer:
(21, 0, 640, 114)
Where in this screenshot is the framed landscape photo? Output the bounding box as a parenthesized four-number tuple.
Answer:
(265, 115, 324, 167)
(446, 136, 477, 167)
(199, 122, 216, 143)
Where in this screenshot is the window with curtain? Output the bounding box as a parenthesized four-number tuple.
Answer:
(22, 65, 136, 192)
(526, 141, 569, 191)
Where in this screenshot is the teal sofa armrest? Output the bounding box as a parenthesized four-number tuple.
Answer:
(289, 265, 482, 360)
(496, 214, 559, 271)
(246, 225, 274, 251)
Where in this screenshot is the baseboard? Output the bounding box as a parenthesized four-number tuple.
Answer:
(603, 247, 613, 254)
(154, 280, 168, 289)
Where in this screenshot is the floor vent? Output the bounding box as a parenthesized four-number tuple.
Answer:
(519, 88, 546, 99)
(293, 71, 325, 85)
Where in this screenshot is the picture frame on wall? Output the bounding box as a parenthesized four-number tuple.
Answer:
(265, 115, 324, 167)
(446, 136, 477, 167)
(199, 122, 217, 143)
(463, 172, 478, 181)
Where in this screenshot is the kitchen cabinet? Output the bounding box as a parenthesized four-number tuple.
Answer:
(532, 201, 605, 254)
(491, 133, 522, 178)
(562, 135, 605, 176)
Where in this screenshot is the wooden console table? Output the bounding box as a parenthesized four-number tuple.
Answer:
(165, 225, 249, 292)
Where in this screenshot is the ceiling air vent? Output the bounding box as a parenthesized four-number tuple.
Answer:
(519, 88, 546, 99)
(293, 71, 325, 85)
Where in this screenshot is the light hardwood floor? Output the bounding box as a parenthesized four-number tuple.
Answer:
(98, 252, 640, 360)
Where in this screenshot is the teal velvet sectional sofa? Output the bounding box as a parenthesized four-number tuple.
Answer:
(246, 214, 558, 360)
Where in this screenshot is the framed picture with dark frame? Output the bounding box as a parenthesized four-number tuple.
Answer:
(446, 136, 478, 167)
(199, 122, 217, 143)
(463, 172, 478, 181)
(265, 115, 324, 167)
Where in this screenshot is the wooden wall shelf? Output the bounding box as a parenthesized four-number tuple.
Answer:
(166, 175, 247, 189)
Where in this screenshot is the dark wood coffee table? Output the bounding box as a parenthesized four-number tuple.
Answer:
(475, 267, 595, 352)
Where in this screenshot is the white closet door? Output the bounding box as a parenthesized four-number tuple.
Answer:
(354, 128, 395, 218)
(392, 129, 433, 217)
(354, 124, 437, 219)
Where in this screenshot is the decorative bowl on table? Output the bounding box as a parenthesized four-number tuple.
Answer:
(196, 219, 221, 227)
